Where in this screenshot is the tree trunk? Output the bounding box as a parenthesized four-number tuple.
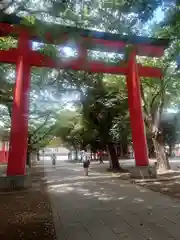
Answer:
(148, 146, 156, 158)
(75, 149, 78, 161)
(147, 138, 156, 158)
(146, 113, 170, 171)
(90, 150, 93, 161)
(109, 151, 113, 169)
(36, 151, 40, 161)
(152, 135, 170, 171)
(169, 144, 174, 157)
(107, 143, 120, 169)
(122, 142, 128, 158)
(119, 143, 123, 158)
(26, 150, 31, 168)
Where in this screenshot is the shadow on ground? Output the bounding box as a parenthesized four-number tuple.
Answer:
(133, 171, 180, 200)
(45, 165, 155, 206)
(43, 163, 180, 240)
(55, 162, 180, 202)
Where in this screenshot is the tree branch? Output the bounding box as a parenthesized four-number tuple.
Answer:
(140, 82, 149, 115)
(7, 103, 12, 118)
(29, 112, 51, 138)
(149, 77, 169, 112)
(30, 125, 55, 146)
(18, 7, 68, 20)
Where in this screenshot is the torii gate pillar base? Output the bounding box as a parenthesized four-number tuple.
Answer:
(128, 166, 157, 179)
(0, 168, 31, 190)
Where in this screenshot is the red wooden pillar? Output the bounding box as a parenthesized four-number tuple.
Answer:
(7, 32, 31, 176)
(126, 51, 149, 166)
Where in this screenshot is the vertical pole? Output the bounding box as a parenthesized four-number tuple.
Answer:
(126, 51, 149, 166)
(2, 142, 6, 151)
(1, 142, 6, 163)
(7, 32, 31, 176)
(79, 38, 88, 69)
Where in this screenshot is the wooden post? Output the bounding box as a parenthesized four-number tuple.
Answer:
(126, 51, 149, 166)
(7, 32, 31, 175)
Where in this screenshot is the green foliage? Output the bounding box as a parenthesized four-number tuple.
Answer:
(39, 44, 59, 58)
(160, 3, 180, 40)
(0, 37, 17, 50)
(54, 110, 83, 148)
(82, 75, 129, 145)
(53, 73, 130, 152)
(1, 0, 165, 38)
(20, 15, 36, 27)
(28, 120, 56, 152)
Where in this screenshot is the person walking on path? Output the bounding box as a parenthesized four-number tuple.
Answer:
(52, 153, 57, 168)
(82, 150, 90, 176)
(97, 150, 104, 164)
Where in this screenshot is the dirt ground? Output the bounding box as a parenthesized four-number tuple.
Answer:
(0, 167, 55, 240)
(133, 171, 180, 200)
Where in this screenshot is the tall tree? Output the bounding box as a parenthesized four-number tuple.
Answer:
(80, 74, 129, 169)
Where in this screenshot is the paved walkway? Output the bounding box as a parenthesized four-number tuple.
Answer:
(44, 161, 180, 240)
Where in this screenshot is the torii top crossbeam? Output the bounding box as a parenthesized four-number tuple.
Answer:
(0, 13, 169, 58)
(0, 14, 169, 78)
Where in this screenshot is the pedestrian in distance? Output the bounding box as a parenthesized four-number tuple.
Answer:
(97, 150, 104, 164)
(82, 150, 90, 176)
(52, 153, 56, 168)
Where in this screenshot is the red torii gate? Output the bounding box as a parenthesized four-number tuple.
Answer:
(0, 15, 169, 176)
